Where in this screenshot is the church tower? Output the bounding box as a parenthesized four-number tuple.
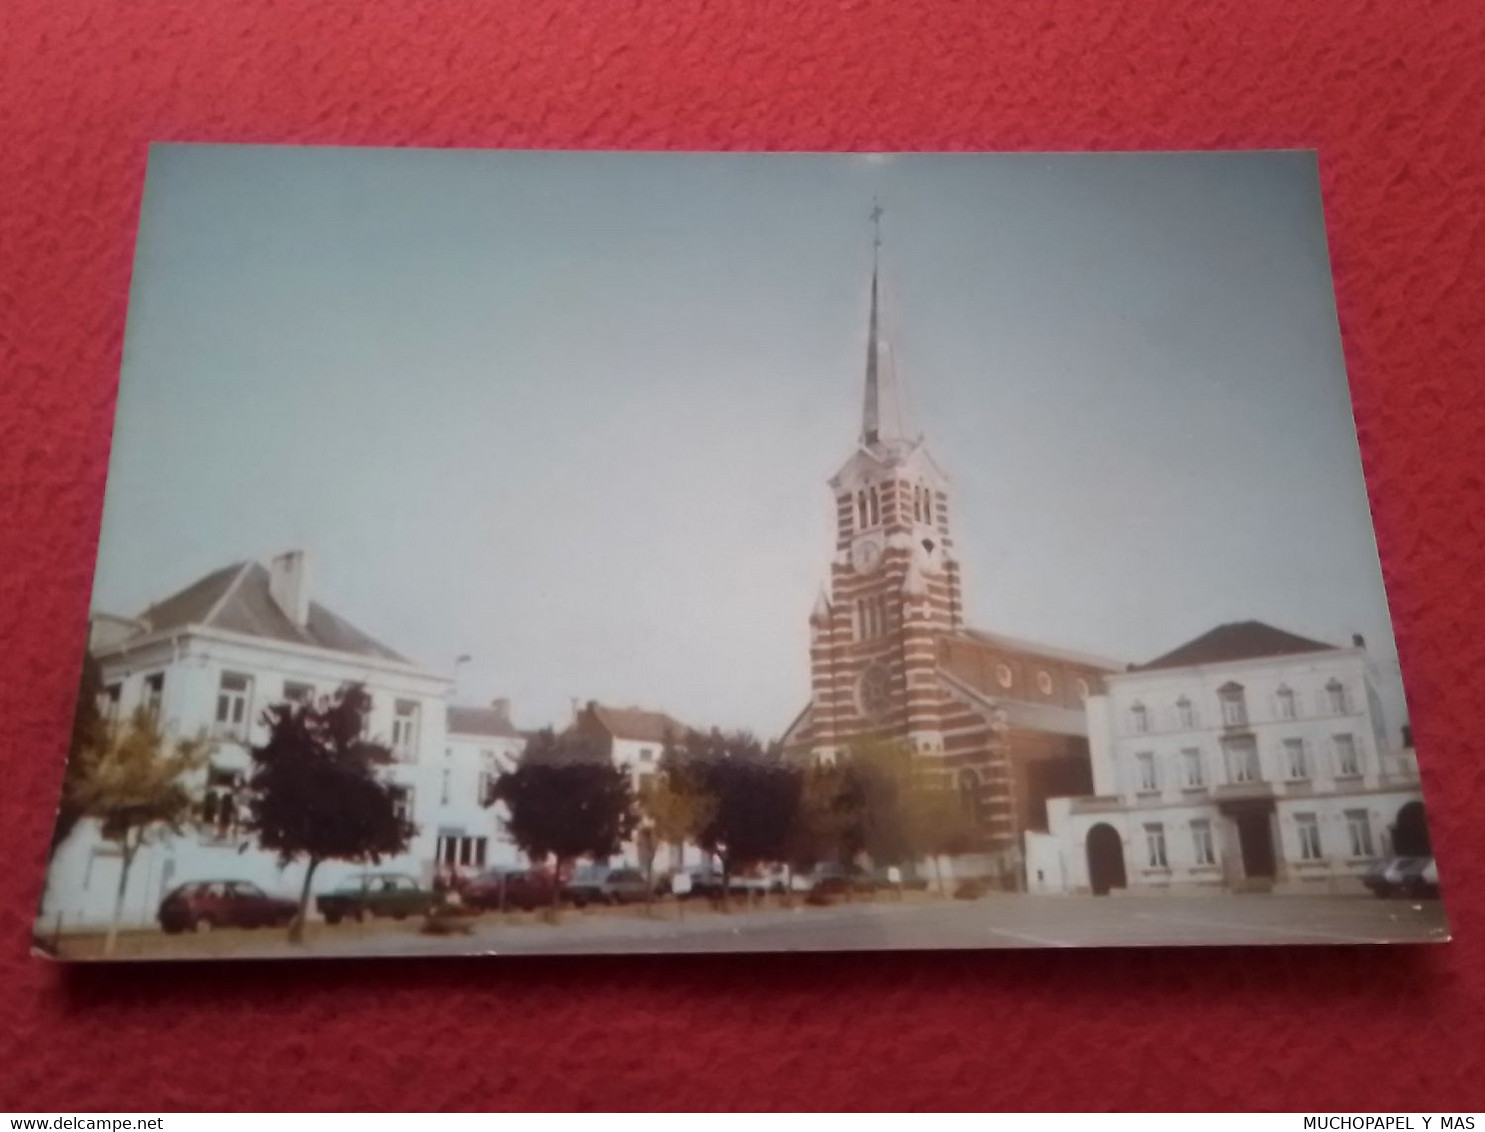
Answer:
(806, 208, 964, 761)
(785, 207, 1114, 882)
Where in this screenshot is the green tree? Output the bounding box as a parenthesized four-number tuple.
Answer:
(245, 684, 414, 943)
(491, 728, 638, 909)
(693, 738, 800, 906)
(636, 729, 715, 912)
(903, 778, 980, 895)
(794, 756, 871, 870)
(69, 705, 209, 956)
(845, 739, 917, 867)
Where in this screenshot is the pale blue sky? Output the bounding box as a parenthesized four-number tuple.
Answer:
(94, 146, 1408, 738)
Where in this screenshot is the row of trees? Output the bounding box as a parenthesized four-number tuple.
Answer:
(53, 668, 986, 953)
(490, 726, 985, 905)
(54, 672, 412, 954)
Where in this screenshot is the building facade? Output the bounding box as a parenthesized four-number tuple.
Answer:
(41, 551, 457, 931)
(1027, 622, 1428, 896)
(782, 223, 1118, 883)
(437, 700, 528, 878)
(570, 700, 696, 873)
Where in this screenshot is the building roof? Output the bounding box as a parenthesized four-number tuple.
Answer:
(1134, 621, 1340, 672)
(958, 628, 1123, 673)
(585, 703, 689, 745)
(447, 704, 522, 739)
(122, 561, 407, 663)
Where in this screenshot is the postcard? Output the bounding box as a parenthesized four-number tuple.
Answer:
(34, 146, 1449, 960)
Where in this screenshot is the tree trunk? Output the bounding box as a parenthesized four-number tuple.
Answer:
(103, 837, 137, 959)
(720, 856, 731, 913)
(550, 856, 565, 918)
(933, 854, 946, 898)
(289, 857, 320, 944)
(644, 856, 654, 919)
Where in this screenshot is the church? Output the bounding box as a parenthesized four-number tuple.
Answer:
(782, 217, 1120, 886)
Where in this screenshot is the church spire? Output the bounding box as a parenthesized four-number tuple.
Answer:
(861, 201, 907, 448)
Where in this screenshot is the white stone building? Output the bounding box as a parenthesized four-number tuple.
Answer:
(436, 700, 527, 878)
(1026, 622, 1428, 897)
(41, 551, 458, 932)
(569, 700, 699, 873)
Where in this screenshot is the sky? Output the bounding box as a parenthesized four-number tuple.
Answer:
(92, 145, 1409, 739)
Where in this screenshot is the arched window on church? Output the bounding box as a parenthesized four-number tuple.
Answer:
(923, 488, 933, 526)
(857, 491, 868, 530)
(841, 494, 853, 536)
(913, 485, 923, 522)
(867, 485, 880, 527)
(958, 768, 982, 824)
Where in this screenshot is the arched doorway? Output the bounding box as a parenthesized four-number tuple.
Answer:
(1392, 801, 1431, 857)
(1086, 823, 1127, 896)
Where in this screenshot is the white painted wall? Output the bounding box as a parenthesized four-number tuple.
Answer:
(41, 625, 453, 931)
(434, 728, 525, 874)
(1037, 647, 1425, 896)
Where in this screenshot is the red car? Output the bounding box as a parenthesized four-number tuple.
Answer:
(461, 868, 559, 912)
(158, 880, 299, 933)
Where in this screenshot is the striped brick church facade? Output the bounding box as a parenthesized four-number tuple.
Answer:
(783, 223, 1119, 882)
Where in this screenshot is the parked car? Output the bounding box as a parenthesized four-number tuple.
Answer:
(868, 866, 930, 892)
(462, 868, 559, 912)
(158, 880, 298, 934)
(1362, 856, 1432, 898)
(1404, 857, 1440, 899)
(672, 866, 729, 900)
(727, 872, 773, 898)
(316, 872, 435, 924)
(798, 863, 874, 900)
(564, 865, 651, 907)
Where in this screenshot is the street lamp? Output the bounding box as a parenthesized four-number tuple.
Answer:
(453, 654, 472, 700)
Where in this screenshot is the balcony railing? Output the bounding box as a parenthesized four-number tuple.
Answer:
(1212, 780, 1275, 803)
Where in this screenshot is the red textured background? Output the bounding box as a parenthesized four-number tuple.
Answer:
(2, 0, 1484, 1113)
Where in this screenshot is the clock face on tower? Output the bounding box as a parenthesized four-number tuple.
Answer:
(850, 537, 884, 575)
(857, 662, 892, 721)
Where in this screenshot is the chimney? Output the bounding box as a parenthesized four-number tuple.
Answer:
(1351, 633, 1366, 648)
(269, 550, 311, 628)
(491, 697, 511, 723)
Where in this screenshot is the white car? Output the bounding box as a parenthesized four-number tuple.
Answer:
(1410, 858, 1440, 899)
